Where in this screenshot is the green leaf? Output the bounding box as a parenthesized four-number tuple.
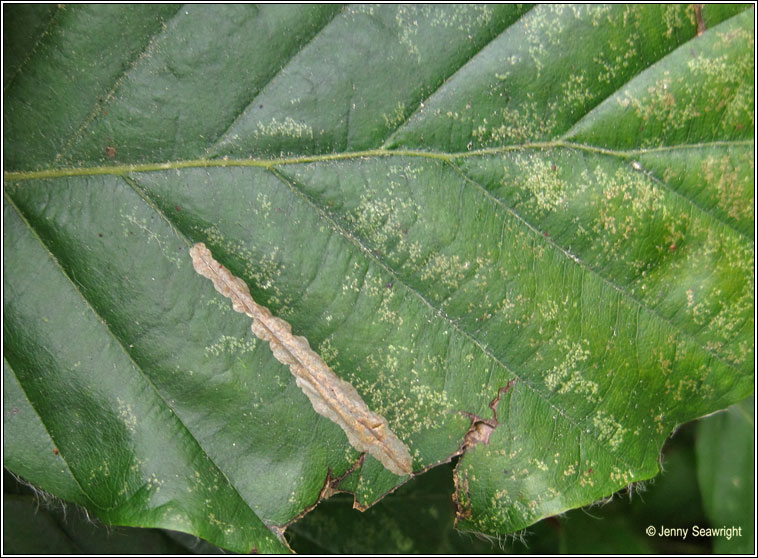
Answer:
(3, 4, 753, 552)
(696, 397, 755, 554)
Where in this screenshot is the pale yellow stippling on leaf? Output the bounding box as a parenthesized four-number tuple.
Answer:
(190, 242, 413, 476)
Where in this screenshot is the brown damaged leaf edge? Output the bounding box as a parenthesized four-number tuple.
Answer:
(454, 380, 516, 523)
(190, 242, 413, 476)
(277, 454, 367, 536)
(461, 379, 516, 449)
(346, 381, 518, 513)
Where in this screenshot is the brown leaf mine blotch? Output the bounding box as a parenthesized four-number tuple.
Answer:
(190, 243, 413, 476)
(463, 379, 516, 449)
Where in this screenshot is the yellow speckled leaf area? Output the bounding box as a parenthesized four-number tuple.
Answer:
(3, 3, 753, 551)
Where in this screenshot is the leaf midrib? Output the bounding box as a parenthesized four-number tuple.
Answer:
(5, 138, 753, 243)
(6, 138, 753, 174)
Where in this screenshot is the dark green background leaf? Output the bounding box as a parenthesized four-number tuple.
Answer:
(696, 397, 755, 554)
(3, 4, 753, 553)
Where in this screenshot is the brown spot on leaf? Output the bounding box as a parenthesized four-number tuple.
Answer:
(693, 4, 706, 37)
(462, 379, 516, 449)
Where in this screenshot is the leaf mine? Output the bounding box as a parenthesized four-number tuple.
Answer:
(190, 242, 413, 476)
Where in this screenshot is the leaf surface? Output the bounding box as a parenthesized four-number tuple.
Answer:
(3, 4, 754, 551)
